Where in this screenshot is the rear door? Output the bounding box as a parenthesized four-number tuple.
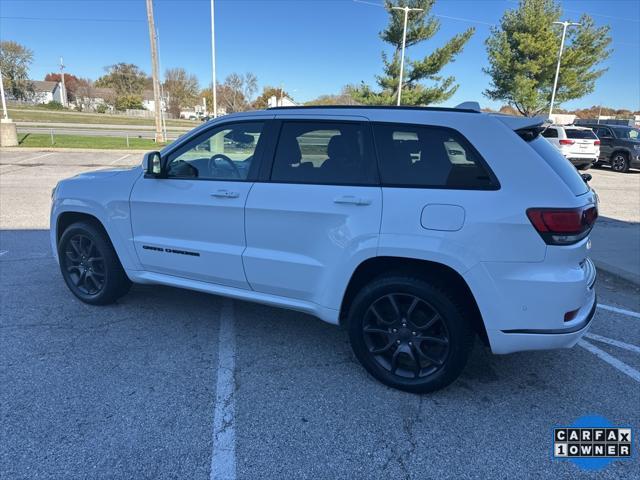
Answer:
(243, 117, 382, 306)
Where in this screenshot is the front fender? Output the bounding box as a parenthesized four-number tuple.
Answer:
(50, 169, 142, 271)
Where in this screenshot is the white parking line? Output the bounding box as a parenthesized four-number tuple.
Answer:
(579, 340, 640, 383)
(210, 299, 237, 480)
(597, 303, 640, 319)
(109, 154, 130, 165)
(585, 333, 640, 354)
(17, 152, 55, 164)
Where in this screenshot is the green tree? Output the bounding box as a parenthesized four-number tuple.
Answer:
(350, 0, 474, 106)
(484, 0, 611, 116)
(95, 63, 147, 96)
(114, 94, 143, 111)
(0, 40, 34, 100)
(163, 68, 199, 117)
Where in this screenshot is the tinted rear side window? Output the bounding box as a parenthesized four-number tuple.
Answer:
(270, 122, 377, 185)
(528, 136, 588, 195)
(542, 128, 558, 138)
(565, 129, 597, 139)
(373, 124, 496, 189)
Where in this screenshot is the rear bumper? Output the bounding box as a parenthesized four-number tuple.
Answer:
(488, 290, 596, 354)
(567, 156, 596, 167)
(464, 246, 598, 354)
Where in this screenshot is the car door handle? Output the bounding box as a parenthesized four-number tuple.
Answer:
(333, 195, 371, 206)
(211, 189, 240, 199)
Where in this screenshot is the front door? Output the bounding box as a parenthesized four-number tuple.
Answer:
(243, 119, 382, 308)
(130, 120, 268, 288)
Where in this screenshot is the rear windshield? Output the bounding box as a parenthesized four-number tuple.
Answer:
(565, 128, 597, 139)
(528, 136, 588, 195)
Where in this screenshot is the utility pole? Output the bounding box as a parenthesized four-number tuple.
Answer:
(549, 20, 581, 118)
(210, 0, 218, 118)
(391, 5, 423, 106)
(145, 0, 164, 143)
(59, 57, 67, 108)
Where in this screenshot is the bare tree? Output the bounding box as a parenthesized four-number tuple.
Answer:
(163, 68, 199, 117)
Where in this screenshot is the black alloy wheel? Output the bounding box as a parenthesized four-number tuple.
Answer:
(611, 153, 629, 173)
(348, 275, 474, 393)
(362, 293, 450, 379)
(62, 233, 106, 295)
(58, 221, 131, 305)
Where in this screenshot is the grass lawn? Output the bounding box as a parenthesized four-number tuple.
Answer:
(8, 105, 197, 128)
(17, 133, 171, 150)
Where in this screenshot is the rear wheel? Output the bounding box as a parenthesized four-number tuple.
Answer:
(611, 152, 629, 173)
(347, 275, 474, 393)
(58, 221, 131, 305)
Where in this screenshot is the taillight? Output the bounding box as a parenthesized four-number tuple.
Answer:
(559, 139, 574, 145)
(594, 140, 601, 146)
(526, 206, 598, 245)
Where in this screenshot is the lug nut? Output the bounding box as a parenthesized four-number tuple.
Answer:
(412, 331, 417, 335)
(396, 340, 401, 344)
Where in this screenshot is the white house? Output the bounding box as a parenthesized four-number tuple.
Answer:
(28, 80, 64, 104)
(267, 95, 297, 108)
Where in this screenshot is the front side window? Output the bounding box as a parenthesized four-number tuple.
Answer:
(166, 122, 264, 180)
(270, 122, 376, 185)
(373, 124, 496, 189)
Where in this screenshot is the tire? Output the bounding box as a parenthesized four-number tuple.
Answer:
(58, 221, 131, 305)
(610, 152, 629, 173)
(347, 275, 475, 393)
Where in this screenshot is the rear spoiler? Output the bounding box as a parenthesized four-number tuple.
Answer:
(491, 114, 550, 141)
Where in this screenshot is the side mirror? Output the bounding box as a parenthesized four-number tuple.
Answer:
(581, 173, 592, 183)
(143, 151, 163, 177)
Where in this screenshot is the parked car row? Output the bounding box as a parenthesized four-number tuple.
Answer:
(543, 123, 640, 173)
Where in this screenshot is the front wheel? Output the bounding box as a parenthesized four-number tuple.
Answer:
(58, 221, 131, 305)
(611, 152, 629, 173)
(347, 276, 475, 393)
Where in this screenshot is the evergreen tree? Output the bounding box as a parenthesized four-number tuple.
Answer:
(484, 0, 611, 116)
(350, 0, 474, 106)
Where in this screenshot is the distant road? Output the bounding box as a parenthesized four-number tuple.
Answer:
(16, 122, 194, 140)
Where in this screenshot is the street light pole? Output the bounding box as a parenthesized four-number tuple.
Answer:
(549, 20, 581, 118)
(59, 57, 67, 108)
(0, 67, 8, 120)
(210, 0, 218, 118)
(391, 5, 423, 106)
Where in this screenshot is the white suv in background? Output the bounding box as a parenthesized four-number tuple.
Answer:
(51, 105, 598, 393)
(542, 125, 600, 170)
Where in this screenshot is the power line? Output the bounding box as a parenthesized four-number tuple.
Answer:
(0, 16, 143, 23)
(352, 0, 493, 27)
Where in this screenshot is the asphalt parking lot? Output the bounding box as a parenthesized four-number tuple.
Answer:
(1, 150, 639, 479)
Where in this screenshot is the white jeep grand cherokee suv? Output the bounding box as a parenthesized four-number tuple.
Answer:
(51, 106, 598, 393)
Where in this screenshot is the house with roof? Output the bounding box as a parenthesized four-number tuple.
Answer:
(27, 80, 64, 104)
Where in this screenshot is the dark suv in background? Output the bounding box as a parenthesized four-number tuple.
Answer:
(578, 123, 640, 173)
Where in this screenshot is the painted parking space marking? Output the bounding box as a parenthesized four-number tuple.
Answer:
(597, 303, 640, 319)
(109, 154, 131, 165)
(209, 299, 237, 480)
(585, 333, 640, 354)
(579, 340, 640, 383)
(17, 152, 55, 164)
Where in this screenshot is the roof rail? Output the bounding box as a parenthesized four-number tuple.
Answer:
(266, 105, 481, 114)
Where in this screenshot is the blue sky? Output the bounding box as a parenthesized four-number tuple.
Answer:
(1, 0, 638, 110)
